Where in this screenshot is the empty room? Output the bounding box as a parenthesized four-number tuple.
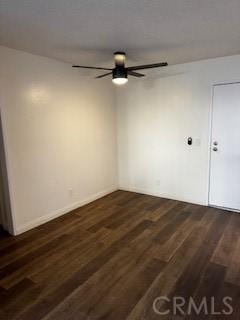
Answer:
(0, 1, 240, 319)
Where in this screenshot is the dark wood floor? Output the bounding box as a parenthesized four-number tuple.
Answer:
(0, 190, 240, 319)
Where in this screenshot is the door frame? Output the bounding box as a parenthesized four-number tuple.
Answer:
(208, 81, 240, 212)
(0, 104, 16, 234)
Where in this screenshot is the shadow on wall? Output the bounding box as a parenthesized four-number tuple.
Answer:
(142, 71, 188, 90)
(0, 112, 13, 234)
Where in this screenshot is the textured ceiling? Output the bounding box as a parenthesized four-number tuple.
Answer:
(1, 0, 240, 67)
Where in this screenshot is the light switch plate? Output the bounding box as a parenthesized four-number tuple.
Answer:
(195, 138, 201, 146)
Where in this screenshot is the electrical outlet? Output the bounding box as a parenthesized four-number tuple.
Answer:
(156, 179, 161, 186)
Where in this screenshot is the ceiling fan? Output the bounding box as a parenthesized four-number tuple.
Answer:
(72, 52, 168, 85)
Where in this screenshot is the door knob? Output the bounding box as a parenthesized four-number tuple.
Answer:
(213, 147, 218, 152)
(213, 141, 218, 146)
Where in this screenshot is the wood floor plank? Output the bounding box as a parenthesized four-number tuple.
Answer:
(0, 234, 68, 282)
(15, 220, 153, 320)
(153, 211, 191, 244)
(0, 229, 91, 288)
(0, 190, 238, 320)
(153, 214, 198, 262)
(168, 211, 231, 301)
(0, 278, 41, 319)
(126, 210, 220, 320)
(225, 238, 240, 286)
(211, 213, 240, 268)
(41, 228, 163, 320)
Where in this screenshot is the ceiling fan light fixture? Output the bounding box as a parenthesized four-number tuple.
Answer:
(112, 77, 128, 85)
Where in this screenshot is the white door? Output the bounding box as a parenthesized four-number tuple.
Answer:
(209, 83, 240, 211)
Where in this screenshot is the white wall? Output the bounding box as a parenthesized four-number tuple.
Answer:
(117, 55, 240, 205)
(0, 46, 118, 235)
(1, 46, 240, 235)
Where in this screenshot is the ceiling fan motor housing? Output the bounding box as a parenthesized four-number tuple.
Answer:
(112, 67, 128, 80)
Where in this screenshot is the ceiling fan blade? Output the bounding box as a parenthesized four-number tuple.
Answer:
(128, 71, 145, 78)
(127, 62, 168, 71)
(95, 72, 112, 79)
(72, 65, 112, 71)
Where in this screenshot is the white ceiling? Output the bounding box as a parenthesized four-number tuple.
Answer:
(1, 0, 240, 67)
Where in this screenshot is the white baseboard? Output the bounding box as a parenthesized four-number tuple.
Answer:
(14, 185, 207, 235)
(119, 185, 207, 207)
(14, 186, 118, 235)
